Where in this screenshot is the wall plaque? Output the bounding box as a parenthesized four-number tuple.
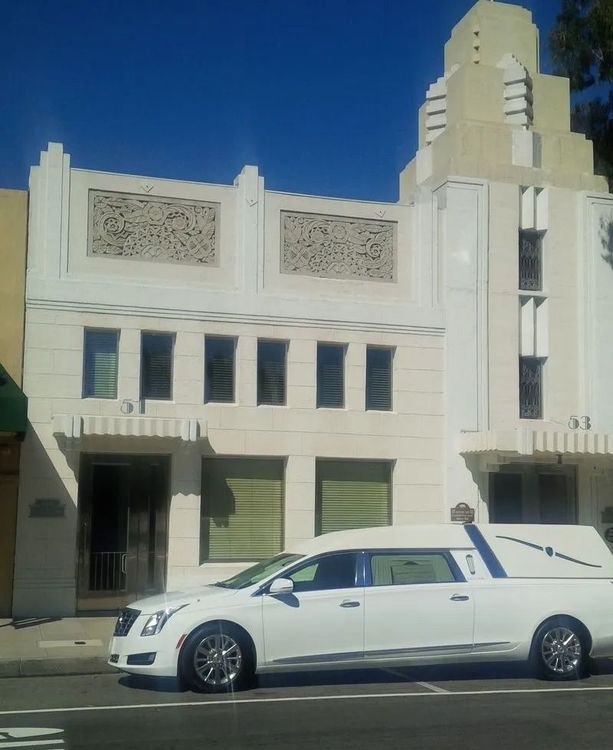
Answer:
(88, 190, 219, 266)
(450, 502, 475, 524)
(281, 211, 396, 282)
(29, 498, 65, 518)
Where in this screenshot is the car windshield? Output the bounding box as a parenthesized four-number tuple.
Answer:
(214, 553, 304, 590)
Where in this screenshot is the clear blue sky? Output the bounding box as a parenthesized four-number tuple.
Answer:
(1, 0, 560, 202)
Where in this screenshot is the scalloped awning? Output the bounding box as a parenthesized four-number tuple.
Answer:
(52, 414, 204, 442)
(459, 428, 613, 457)
(0, 364, 27, 437)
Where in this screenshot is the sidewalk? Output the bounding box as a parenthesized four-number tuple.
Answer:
(0, 616, 117, 678)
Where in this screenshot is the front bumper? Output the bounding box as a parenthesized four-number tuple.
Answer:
(108, 612, 181, 678)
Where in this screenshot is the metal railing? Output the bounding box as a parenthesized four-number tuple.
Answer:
(519, 230, 543, 291)
(519, 357, 542, 419)
(89, 551, 127, 591)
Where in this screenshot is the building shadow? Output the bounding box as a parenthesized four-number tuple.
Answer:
(601, 217, 613, 269)
(0, 617, 61, 629)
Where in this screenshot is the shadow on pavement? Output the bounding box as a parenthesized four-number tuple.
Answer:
(119, 675, 188, 693)
(116, 658, 613, 695)
(0, 618, 61, 630)
(256, 662, 535, 689)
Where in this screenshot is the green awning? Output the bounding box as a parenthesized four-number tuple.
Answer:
(0, 363, 27, 437)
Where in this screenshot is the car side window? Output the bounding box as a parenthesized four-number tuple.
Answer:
(369, 552, 456, 586)
(287, 553, 357, 592)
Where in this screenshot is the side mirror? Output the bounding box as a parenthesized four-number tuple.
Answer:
(268, 577, 294, 595)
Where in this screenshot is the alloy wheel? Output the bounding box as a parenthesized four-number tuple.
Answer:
(193, 633, 243, 687)
(541, 626, 582, 675)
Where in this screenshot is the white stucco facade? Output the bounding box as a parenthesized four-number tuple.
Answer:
(12, 0, 613, 616)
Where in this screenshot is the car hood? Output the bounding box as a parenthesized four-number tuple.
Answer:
(130, 585, 239, 615)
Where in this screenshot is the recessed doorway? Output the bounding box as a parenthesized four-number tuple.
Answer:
(77, 454, 170, 612)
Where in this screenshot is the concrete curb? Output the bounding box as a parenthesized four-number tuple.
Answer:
(0, 657, 118, 678)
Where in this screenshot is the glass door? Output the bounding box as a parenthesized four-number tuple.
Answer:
(77, 454, 170, 612)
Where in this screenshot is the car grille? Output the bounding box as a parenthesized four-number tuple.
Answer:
(113, 608, 141, 637)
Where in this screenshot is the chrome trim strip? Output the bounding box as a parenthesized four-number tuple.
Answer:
(272, 641, 512, 665)
(273, 651, 363, 665)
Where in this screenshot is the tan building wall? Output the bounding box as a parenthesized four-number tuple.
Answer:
(0, 188, 28, 617)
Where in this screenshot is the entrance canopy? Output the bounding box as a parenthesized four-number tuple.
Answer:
(459, 428, 613, 458)
(52, 414, 205, 442)
(0, 364, 27, 438)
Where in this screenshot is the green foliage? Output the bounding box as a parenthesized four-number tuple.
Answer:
(549, 0, 613, 187)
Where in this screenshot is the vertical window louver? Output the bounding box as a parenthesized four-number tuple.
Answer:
(83, 329, 119, 399)
(257, 340, 287, 406)
(141, 332, 174, 400)
(366, 346, 393, 411)
(316, 460, 392, 536)
(317, 343, 345, 408)
(205, 336, 235, 403)
(200, 458, 284, 561)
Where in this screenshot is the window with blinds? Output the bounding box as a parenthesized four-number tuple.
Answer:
(205, 336, 235, 403)
(366, 346, 393, 411)
(316, 460, 392, 536)
(140, 332, 174, 400)
(317, 343, 345, 408)
(83, 329, 119, 399)
(257, 340, 287, 406)
(200, 458, 284, 562)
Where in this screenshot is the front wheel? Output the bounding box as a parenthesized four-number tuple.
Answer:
(180, 623, 254, 693)
(531, 618, 588, 681)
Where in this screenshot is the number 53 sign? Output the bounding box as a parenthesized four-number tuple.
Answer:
(568, 416, 592, 430)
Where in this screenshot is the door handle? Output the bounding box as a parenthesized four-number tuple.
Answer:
(121, 553, 128, 575)
(340, 600, 361, 608)
(450, 594, 469, 602)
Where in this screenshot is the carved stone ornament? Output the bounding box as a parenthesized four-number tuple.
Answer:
(281, 211, 396, 282)
(88, 190, 219, 266)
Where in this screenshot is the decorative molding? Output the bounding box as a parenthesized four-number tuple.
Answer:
(88, 190, 219, 266)
(281, 211, 396, 282)
(26, 298, 444, 337)
(424, 65, 457, 145)
(497, 54, 533, 128)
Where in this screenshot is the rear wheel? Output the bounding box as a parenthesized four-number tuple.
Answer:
(531, 618, 588, 681)
(180, 623, 254, 693)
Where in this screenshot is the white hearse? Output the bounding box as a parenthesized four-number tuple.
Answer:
(108, 523, 613, 692)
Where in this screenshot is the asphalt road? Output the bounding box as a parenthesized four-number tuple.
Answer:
(2, 662, 613, 749)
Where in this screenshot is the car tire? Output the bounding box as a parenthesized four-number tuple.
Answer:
(180, 622, 255, 693)
(531, 617, 589, 681)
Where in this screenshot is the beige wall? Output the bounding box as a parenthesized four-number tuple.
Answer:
(0, 189, 27, 384)
(0, 188, 27, 618)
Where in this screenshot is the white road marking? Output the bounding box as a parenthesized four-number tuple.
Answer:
(37, 640, 103, 649)
(0, 731, 63, 739)
(0, 741, 63, 748)
(0, 684, 612, 716)
(382, 667, 449, 693)
(416, 681, 449, 694)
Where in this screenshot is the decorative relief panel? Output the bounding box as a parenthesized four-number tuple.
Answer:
(281, 211, 396, 282)
(88, 191, 218, 266)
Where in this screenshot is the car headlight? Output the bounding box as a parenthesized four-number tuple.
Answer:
(141, 605, 188, 636)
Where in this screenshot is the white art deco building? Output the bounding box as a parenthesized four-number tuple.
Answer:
(12, 0, 613, 616)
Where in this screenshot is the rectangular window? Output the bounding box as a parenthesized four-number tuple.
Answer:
(140, 332, 174, 400)
(257, 340, 287, 406)
(519, 230, 543, 291)
(200, 458, 284, 562)
(317, 343, 345, 408)
(205, 336, 235, 403)
(369, 552, 456, 586)
(83, 329, 119, 399)
(519, 356, 543, 419)
(316, 459, 391, 536)
(366, 346, 393, 410)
